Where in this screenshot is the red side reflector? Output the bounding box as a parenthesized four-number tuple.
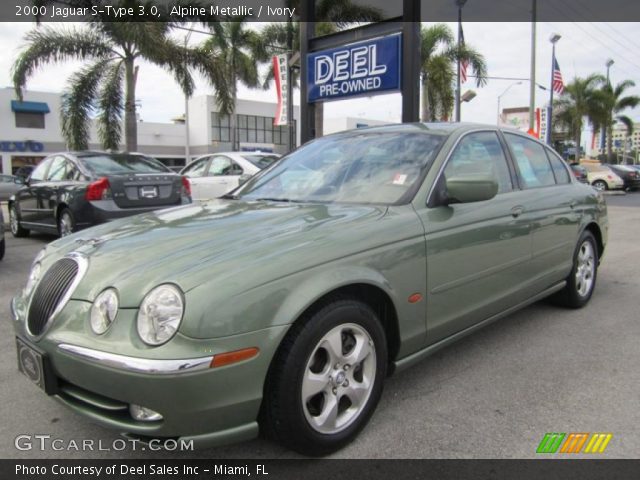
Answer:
(408, 293, 423, 304)
(210, 347, 259, 368)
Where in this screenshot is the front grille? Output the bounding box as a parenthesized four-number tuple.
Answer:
(28, 257, 79, 336)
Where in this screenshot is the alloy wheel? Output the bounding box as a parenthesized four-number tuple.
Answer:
(301, 323, 376, 434)
(575, 240, 595, 297)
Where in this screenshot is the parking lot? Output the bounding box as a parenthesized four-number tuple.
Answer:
(1, 193, 639, 459)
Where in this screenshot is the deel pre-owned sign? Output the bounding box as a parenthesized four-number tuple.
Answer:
(307, 34, 402, 103)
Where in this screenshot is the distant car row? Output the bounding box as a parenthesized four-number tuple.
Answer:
(569, 162, 640, 191)
(5, 151, 279, 238)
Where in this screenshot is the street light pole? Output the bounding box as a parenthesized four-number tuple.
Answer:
(547, 33, 561, 145)
(184, 31, 193, 165)
(601, 58, 614, 155)
(455, 0, 467, 122)
(497, 81, 522, 125)
(528, 0, 537, 133)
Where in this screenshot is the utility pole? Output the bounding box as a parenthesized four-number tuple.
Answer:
(547, 33, 561, 145)
(601, 58, 614, 157)
(184, 31, 193, 164)
(528, 0, 537, 133)
(455, 0, 467, 122)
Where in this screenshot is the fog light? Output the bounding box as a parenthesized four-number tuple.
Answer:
(130, 404, 163, 422)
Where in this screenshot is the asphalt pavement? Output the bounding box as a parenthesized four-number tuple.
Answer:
(0, 194, 639, 459)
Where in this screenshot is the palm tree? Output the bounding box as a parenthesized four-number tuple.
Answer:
(592, 80, 640, 162)
(260, 1, 382, 138)
(419, 24, 488, 121)
(553, 74, 605, 158)
(201, 19, 265, 151)
(13, 22, 228, 151)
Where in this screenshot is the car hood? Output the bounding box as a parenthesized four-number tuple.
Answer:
(47, 200, 388, 305)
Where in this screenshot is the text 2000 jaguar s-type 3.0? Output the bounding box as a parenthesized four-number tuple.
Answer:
(12, 124, 607, 455)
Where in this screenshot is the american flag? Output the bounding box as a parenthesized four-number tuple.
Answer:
(553, 57, 564, 94)
(460, 27, 469, 84)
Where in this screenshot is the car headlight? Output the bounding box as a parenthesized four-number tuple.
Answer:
(90, 288, 119, 335)
(24, 262, 42, 297)
(24, 249, 46, 296)
(137, 284, 184, 346)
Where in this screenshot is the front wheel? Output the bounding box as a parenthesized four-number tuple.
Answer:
(261, 298, 387, 456)
(553, 231, 598, 308)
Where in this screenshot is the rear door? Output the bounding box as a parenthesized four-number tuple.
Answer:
(199, 155, 245, 199)
(503, 133, 580, 288)
(417, 131, 533, 342)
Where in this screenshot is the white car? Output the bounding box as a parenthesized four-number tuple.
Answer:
(582, 163, 624, 191)
(180, 152, 280, 201)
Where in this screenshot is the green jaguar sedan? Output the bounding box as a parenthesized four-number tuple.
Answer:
(11, 123, 607, 455)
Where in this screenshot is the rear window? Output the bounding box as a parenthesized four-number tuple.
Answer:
(80, 155, 171, 175)
(243, 154, 279, 170)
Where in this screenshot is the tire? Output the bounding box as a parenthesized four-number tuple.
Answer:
(553, 230, 598, 308)
(0, 238, 4, 261)
(592, 180, 608, 191)
(9, 204, 29, 238)
(261, 298, 387, 456)
(57, 208, 75, 237)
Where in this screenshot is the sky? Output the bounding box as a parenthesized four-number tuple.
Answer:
(1, 21, 639, 148)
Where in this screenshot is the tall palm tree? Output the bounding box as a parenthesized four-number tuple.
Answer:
(201, 19, 265, 151)
(592, 80, 640, 162)
(260, 1, 382, 139)
(420, 24, 488, 121)
(553, 74, 605, 158)
(13, 22, 228, 151)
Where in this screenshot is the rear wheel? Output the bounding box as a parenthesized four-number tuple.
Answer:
(592, 180, 608, 191)
(9, 204, 29, 238)
(57, 208, 75, 237)
(261, 298, 387, 456)
(553, 230, 598, 308)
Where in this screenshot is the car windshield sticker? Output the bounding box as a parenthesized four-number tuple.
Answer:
(393, 173, 408, 185)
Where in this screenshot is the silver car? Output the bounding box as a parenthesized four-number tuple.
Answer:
(0, 174, 24, 202)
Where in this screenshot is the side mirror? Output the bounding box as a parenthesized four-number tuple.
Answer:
(238, 173, 252, 186)
(446, 175, 498, 204)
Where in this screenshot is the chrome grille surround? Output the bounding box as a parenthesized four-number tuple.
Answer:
(26, 253, 88, 340)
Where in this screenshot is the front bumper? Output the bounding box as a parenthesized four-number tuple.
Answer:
(11, 298, 289, 448)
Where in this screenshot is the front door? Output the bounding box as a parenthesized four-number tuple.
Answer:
(416, 131, 533, 343)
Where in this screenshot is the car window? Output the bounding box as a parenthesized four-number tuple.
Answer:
(209, 156, 239, 176)
(545, 148, 570, 184)
(504, 133, 556, 188)
(81, 154, 171, 175)
(444, 132, 513, 194)
(46, 156, 72, 181)
(182, 158, 210, 178)
(29, 158, 52, 181)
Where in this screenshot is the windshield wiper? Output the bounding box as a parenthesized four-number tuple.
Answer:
(255, 197, 294, 202)
(220, 193, 240, 200)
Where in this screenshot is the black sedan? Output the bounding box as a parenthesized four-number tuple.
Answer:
(605, 163, 640, 191)
(8, 152, 192, 238)
(569, 163, 589, 184)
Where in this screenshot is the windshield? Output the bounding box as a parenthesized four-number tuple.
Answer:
(81, 154, 171, 175)
(238, 131, 446, 205)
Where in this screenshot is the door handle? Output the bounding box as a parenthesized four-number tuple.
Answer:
(511, 206, 525, 218)
(569, 200, 577, 209)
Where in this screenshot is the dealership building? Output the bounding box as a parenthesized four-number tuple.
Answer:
(0, 87, 310, 175)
